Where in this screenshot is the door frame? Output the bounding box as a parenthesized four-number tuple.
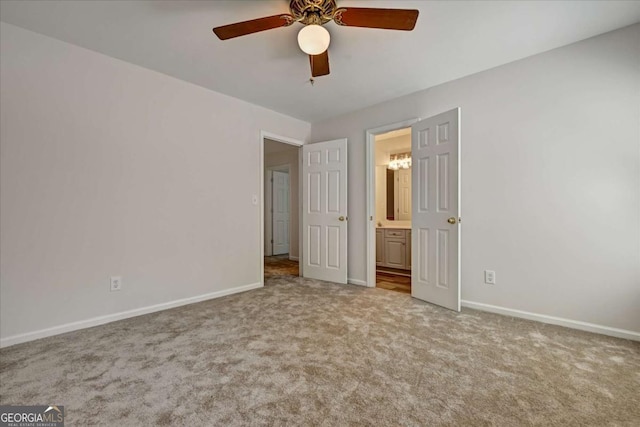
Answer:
(265, 164, 291, 257)
(365, 118, 420, 287)
(260, 131, 304, 286)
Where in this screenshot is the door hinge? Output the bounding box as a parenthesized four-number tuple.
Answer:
(270, 239, 273, 243)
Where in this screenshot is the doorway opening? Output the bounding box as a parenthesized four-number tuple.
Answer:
(373, 127, 413, 294)
(365, 118, 419, 291)
(260, 133, 303, 283)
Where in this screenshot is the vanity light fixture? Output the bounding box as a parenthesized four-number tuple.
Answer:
(388, 153, 412, 170)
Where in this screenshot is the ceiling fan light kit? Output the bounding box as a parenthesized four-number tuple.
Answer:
(297, 24, 331, 55)
(213, 0, 419, 78)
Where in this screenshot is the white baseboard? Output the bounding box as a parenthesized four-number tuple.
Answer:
(288, 256, 299, 261)
(461, 300, 640, 342)
(0, 282, 263, 348)
(348, 278, 368, 287)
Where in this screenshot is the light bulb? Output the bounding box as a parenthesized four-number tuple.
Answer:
(297, 24, 330, 55)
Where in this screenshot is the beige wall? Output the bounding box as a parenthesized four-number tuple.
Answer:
(0, 23, 310, 345)
(264, 141, 300, 259)
(311, 24, 640, 333)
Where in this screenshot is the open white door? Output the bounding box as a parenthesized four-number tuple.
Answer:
(411, 108, 460, 311)
(272, 170, 290, 255)
(302, 139, 348, 284)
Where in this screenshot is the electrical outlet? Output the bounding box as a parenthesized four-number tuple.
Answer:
(110, 276, 122, 292)
(484, 270, 496, 285)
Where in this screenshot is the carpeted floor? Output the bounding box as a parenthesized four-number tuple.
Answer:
(1, 276, 639, 426)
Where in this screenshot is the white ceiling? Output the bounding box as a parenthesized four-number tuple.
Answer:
(1, 1, 639, 122)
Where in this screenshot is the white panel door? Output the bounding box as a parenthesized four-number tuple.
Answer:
(411, 108, 460, 311)
(272, 170, 290, 255)
(302, 139, 348, 284)
(398, 168, 412, 220)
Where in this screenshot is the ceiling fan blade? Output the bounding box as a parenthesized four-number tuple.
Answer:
(309, 50, 330, 77)
(333, 8, 419, 31)
(213, 14, 296, 40)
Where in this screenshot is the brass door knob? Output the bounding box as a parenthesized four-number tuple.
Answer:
(338, 216, 345, 221)
(447, 217, 457, 224)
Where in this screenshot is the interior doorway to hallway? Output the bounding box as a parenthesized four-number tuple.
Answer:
(262, 135, 302, 282)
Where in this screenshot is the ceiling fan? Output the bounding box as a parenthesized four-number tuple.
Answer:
(213, 0, 419, 78)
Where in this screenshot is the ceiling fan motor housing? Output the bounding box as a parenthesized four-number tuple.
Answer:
(289, 0, 337, 25)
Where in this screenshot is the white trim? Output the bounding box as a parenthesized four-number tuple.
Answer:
(461, 300, 640, 342)
(348, 278, 368, 287)
(260, 131, 304, 284)
(269, 164, 291, 173)
(456, 108, 462, 312)
(261, 131, 305, 147)
(265, 169, 274, 256)
(365, 119, 420, 288)
(289, 256, 299, 261)
(1, 282, 263, 348)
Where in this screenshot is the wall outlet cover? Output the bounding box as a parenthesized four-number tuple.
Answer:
(110, 276, 122, 291)
(484, 270, 496, 285)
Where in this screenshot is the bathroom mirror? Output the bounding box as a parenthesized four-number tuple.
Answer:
(385, 167, 412, 221)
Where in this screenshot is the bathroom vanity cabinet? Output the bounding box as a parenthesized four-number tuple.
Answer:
(376, 228, 411, 271)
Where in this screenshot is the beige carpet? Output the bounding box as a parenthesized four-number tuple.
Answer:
(1, 276, 639, 426)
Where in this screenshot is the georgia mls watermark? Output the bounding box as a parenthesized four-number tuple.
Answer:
(0, 406, 64, 427)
